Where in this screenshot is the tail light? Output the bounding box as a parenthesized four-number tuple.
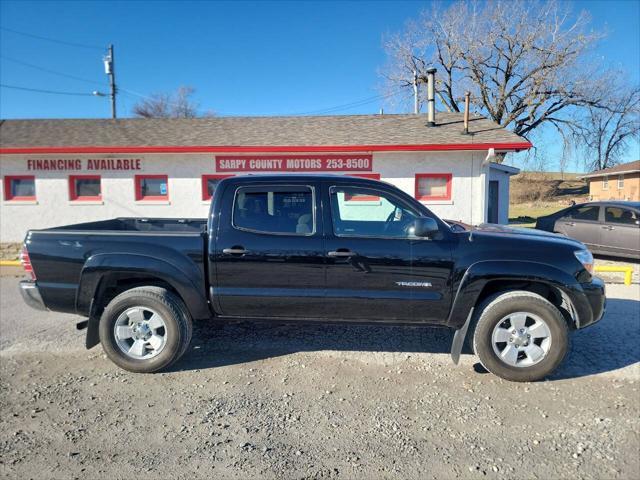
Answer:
(19, 247, 37, 281)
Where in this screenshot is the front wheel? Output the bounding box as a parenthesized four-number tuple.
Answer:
(471, 291, 569, 382)
(99, 286, 192, 373)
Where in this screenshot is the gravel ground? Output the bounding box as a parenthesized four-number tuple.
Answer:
(0, 275, 638, 480)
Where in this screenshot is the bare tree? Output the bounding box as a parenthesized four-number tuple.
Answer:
(133, 86, 212, 118)
(382, 0, 611, 148)
(572, 86, 640, 171)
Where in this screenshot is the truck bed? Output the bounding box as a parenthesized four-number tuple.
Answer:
(25, 217, 208, 317)
(37, 217, 207, 233)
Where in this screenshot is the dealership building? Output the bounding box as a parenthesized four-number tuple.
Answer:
(0, 113, 530, 242)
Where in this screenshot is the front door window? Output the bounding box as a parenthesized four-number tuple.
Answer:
(329, 186, 420, 238)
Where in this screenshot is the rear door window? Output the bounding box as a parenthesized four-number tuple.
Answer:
(232, 186, 314, 235)
(568, 206, 600, 221)
(605, 207, 639, 225)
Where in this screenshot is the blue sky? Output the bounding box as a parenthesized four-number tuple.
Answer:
(1, 0, 638, 170)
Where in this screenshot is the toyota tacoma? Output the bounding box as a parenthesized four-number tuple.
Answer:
(19, 175, 605, 381)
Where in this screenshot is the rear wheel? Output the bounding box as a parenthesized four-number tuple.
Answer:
(99, 286, 192, 373)
(471, 291, 569, 382)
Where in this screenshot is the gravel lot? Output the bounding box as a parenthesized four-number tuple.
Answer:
(1, 274, 638, 479)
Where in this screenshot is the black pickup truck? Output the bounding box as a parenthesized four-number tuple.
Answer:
(19, 175, 605, 382)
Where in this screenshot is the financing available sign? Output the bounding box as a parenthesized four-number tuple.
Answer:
(26, 158, 143, 171)
(215, 154, 373, 172)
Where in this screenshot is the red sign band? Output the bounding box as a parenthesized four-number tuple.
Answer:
(216, 154, 372, 172)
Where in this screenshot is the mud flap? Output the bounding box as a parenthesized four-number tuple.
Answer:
(450, 308, 474, 365)
(85, 315, 100, 349)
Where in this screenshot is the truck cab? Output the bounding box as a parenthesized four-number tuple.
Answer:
(209, 175, 454, 323)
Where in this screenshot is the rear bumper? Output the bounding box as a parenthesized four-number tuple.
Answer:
(19, 281, 48, 311)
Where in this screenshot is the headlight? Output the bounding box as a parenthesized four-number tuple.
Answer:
(574, 249, 594, 274)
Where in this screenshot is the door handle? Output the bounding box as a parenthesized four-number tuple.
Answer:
(564, 222, 575, 226)
(328, 249, 356, 258)
(601, 225, 614, 231)
(222, 247, 248, 255)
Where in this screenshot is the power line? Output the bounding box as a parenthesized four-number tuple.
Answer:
(0, 55, 106, 86)
(292, 95, 384, 115)
(118, 87, 210, 115)
(3, 80, 407, 115)
(0, 26, 104, 50)
(291, 90, 403, 116)
(214, 90, 404, 117)
(0, 83, 94, 96)
(118, 86, 152, 100)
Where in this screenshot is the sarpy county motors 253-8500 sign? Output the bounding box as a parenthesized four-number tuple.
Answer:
(215, 154, 373, 172)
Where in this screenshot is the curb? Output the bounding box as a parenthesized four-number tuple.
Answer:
(0, 260, 21, 267)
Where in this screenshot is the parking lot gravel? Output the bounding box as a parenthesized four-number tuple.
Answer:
(1, 275, 639, 479)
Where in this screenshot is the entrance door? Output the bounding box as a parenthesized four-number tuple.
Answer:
(322, 182, 455, 323)
(487, 180, 499, 223)
(212, 182, 325, 318)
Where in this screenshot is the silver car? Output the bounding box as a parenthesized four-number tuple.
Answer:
(535, 201, 640, 259)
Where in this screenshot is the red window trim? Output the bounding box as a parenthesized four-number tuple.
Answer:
(135, 174, 169, 201)
(415, 173, 452, 201)
(201, 174, 233, 201)
(345, 173, 381, 201)
(4, 175, 36, 201)
(69, 174, 102, 201)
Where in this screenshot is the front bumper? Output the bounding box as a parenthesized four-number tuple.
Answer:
(571, 276, 606, 329)
(19, 281, 48, 311)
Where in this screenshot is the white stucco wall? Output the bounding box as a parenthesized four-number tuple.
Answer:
(0, 151, 489, 242)
(372, 151, 487, 224)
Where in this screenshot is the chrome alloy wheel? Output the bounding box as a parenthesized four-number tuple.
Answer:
(114, 307, 167, 360)
(491, 312, 552, 367)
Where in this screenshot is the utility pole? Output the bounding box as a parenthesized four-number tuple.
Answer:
(413, 69, 419, 114)
(104, 44, 116, 119)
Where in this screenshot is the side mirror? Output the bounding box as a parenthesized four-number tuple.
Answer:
(414, 217, 439, 238)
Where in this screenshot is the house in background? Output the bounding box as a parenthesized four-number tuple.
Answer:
(582, 160, 640, 201)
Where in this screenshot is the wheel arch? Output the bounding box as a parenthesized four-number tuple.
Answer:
(78, 253, 209, 349)
(447, 260, 580, 331)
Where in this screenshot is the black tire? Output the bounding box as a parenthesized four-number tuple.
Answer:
(99, 286, 192, 373)
(471, 291, 569, 382)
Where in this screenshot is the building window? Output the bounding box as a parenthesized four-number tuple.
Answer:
(4, 175, 36, 201)
(135, 175, 168, 201)
(69, 175, 101, 201)
(602, 175, 609, 190)
(415, 173, 452, 201)
(202, 175, 232, 201)
(618, 174, 624, 189)
(344, 173, 381, 201)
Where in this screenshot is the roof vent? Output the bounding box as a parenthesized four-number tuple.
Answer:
(426, 68, 437, 127)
